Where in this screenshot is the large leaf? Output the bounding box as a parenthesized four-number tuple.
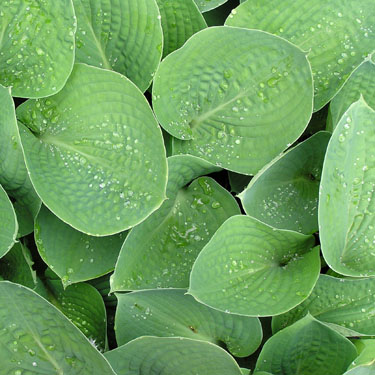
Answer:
(226, 0, 375, 111)
(115, 289, 262, 357)
(319, 98, 375, 276)
(156, 0, 207, 57)
(0, 281, 115, 374)
(153, 26, 313, 175)
(0, 0, 75, 98)
(104, 336, 243, 375)
(239, 132, 330, 234)
(35, 206, 126, 287)
(0, 84, 41, 237)
(189, 215, 319, 316)
(111, 155, 239, 292)
(0, 184, 18, 258)
(73, 0, 162, 92)
(272, 274, 375, 336)
(255, 314, 357, 375)
(17, 63, 167, 236)
(328, 54, 375, 131)
(193, 0, 229, 12)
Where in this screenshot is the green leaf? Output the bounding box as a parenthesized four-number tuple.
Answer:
(226, 0, 375, 111)
(111, 155, 239, 291)
(73, 0, 163, 92)
(350, 340, 375, 369)
(319, 98, 375, 276)
(44, 277, 107, 351)
(104, 336, 243, 375)
(228, 171, 252, 194)
(35, 205, 126, 287)
(239, 132, 330, 234)
(0, 0, 75, 98)
(193, 0, 229, 12)
(256, 314, 357, 375)
(0, 281, 116, 374)
(17, 63, 167, 236)
(153, 26, 313, 175)
(344, 363, 375, 375)
(156, 0, 207, 57)
(115, 288, 262, 357)
(0, 84, 41, 237)
(189, 215, 319, 316)
(0, 184, 18, 258)
(272, 274, 375, 336)
(328, 54, 375, 131)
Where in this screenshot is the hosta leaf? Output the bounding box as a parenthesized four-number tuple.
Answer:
(35, 206, 126, 287)
(0, 0, 75, 98)
(193, 0, 229, 12)
(255, 314, 357, 375)
(328, 54, 375, 131)
(73, 0, 162, 92)
(44, 276, 107, 351)
(0, 84, 41, 237)
(239, 132, 330, 234)
(115, 289, 262, 357)
(0, 242, 36, 289)
(345, 363, 375, 375)
(272, 274, 375, 336)
(104, 336, 243, 375)
(153, 26, 313, 175)
(0, 281, 115, 374)
(111, 155, 239, 292)
(350, 340, 375, 369)
(17, 63, 167, 236)
(0, 184, 18, 258)
(226, 0, 375, 111)
(156, 0, 207, 57)
(228, 171, 251, 194)
(189, 215, 319, 316)
(319, 98, 375, 276)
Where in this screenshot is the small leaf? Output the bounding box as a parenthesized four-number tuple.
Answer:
(189, 215, 319, 316)
(193, 0, 229, 12)
(344, 363, 375, 375)
(349, 340, 375, 370)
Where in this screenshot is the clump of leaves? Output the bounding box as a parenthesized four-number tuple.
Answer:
(1, 0, 375, 374)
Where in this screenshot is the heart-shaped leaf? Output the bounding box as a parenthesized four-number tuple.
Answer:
(189, 215, 319, 316)
(17, 63, 167, 236)
(0, 281, 115, 374)
(226, 0, 375, 111)
(104, 336, 243, 375)
(111, 155, 239, 292)
(153, 26, 313, 175)
(0, 0, 76, 98)
(272, 274, 375, 336)
(319, 98, 375, 276)
(73, 0, 162, 92)
(115, 288, 262, 357)
(239, 132, 330, 234)
(255, 314, 357, 375)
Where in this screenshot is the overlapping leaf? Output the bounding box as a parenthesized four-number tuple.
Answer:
(17, 63, 167, 236)
(189, 215, 319, 316)
(193, 0, 229, 12)
(153, 26, 313, 175)
(226, 0, 375, 110)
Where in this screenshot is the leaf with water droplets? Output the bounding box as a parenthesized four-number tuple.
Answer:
(239, 132, 330, 234)
(272, 274, 375, 337)
(153, 26, 313, 174)
(328, 54, 375, 131)
(193, 0, 229, 12)
(110, 155, 240, 292)
(17, 63, 167, 236)
(0, 85, 41, 237)
(348, 340, 375, 370)
(73, 0, 162, 92)
(156, 0, 207, 57)
(319, 98, 375, 276)
(104, 336, 243, 375)
(255, 314, 357, 375)
(0, 184, 18, 258)
(0, 0, 75, 98)
(0, 281, 116, 374)
(115, 288, 262, 357)
(189, 215, 319, 316)
(226, 0, 375, 111)
(35, 205, 126, 287)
